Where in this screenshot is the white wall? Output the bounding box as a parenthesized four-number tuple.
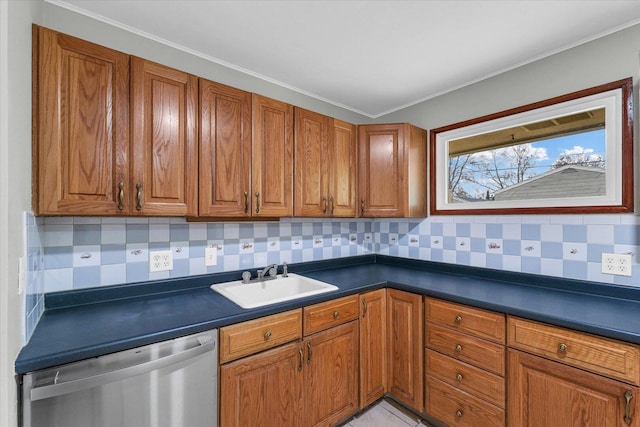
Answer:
(1, 1, 42, 426)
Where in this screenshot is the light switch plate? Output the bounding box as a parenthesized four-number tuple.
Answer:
(150, 250, 173, 272)
(205, 247, 218, 266)
(601, 253, 632, 276)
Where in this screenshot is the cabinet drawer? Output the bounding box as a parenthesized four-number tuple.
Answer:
(425, 349, 505, 408)
(508, 316, 640, 385)
(425, 375, 505, 427)
(426, 298, 505, 344)
(303, 294, 359, 336)
(426, 323, 505, 375)
(220, 309, 302, 363)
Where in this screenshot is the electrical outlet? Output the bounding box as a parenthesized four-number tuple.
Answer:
(150, 250, 173, 272)
(601, 253, 632, 277)
(205, 246, 217, 266)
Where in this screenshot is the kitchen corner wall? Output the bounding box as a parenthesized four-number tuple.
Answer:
(22, 213, 640, 341)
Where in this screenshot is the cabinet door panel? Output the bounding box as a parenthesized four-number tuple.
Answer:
(220, 342, 304, 427)
(131, 57, 197, 216)
(35, 26, 129, 215)
(330, 119, 357, 217)
(305, 321, 359, 427)
(294, 108, 329, 217)
(252, 94, 293, 217)
(387, 289, 423, 412)
(360, 289, 387, 408)
(199, 79, 251, 216)
(508, 349, 639, 427)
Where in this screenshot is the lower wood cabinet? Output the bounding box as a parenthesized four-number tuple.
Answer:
(387, 289, 423, 412)
(508, 349, 638, 427)
(359, 289, 387, 409)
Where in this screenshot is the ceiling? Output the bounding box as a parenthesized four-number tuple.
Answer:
(49, 0, 640, 118)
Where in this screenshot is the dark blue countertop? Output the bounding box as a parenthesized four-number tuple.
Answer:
(15, 255, 640, 374)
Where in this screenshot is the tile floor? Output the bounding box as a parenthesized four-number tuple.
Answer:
(339, 398, 434, 427)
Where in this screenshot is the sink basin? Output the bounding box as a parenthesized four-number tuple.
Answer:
(210, 273, 338, 309)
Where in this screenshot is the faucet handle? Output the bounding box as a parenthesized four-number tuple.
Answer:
(268, 267, 277, 277)
(242, 271, 252, 283)
(282, 262, 288, 277)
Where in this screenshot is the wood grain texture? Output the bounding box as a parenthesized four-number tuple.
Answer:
(359, 289, 387, 409)
(304, 321, 359, 427)
(329, 119, 357, 217)
(220, 341, 304, 427)
(251, 94, 293, 217)
(130, 57, 197, 216)
(387, 289, 423, 412)
(219, 309, 302, 363)
(426, 298, 506, 344)
(303, 294, 359, 336)
(34, 25, 129, 215)
(508, 316, 640, 385)
(199, 79, 251, 216)
(508, 349, 639, 427)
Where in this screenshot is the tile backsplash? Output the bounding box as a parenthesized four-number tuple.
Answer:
(24, 212, 640, 342)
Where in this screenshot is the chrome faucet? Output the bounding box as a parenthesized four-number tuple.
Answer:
(257, 264, 278, 281)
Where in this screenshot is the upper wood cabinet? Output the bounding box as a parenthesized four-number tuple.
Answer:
(33, 26, 130, 215)
(252, 94, 294, 217)
(358, 123, 427, 217)
(199, 79, 252, 217)
(130, 57, 198, 216)
(294, 108, 356, 217)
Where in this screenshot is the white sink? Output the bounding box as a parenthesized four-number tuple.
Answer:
(210, 273, 338, 309)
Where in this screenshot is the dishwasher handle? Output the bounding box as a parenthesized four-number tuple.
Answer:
(30, 336, 216, 402)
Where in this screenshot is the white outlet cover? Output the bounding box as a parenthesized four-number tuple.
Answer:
(150, 250, 173, 272)
(601, 253, 632, 277)
(205, 247, 217, 266)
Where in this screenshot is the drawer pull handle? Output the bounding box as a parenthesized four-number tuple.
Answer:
(117, 182, 125, 211)
(456, 410, 463, 418)
(558, 343, 568, 353)
(624, 390, 633, 425)
(322, 196, 328, 214)
(333, 311, 339, 319)
(307, 341, 312, 365)
(362, 298, 367, 318)
(360, 198, 365, 216)
(244, 191, 249, 214)
(264, 330, 272, 340)
(455, 344, 462, 352)
(255, 192, 261, 214)
(456, 373, 463, 382)
(135, 183, 143, 211)
(455, 315, 462, 324)
(298, 348, 303, 372)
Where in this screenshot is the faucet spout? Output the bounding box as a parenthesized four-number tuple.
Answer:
(257, 264, 278, 280)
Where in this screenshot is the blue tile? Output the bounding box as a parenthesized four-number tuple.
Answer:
(563, 225, 587, 243)
(170, 224, 189, 241)
(73, 266, 101, 288)
(170, 259, 190, 278)
(189, 240, 206, 258)
(486, 224, 502, 239)
(44, 246, 73, 269)
(614, 225, 639, 245)
(101, 244, 126, 265)
(443, 236, 456, 250)
(291, 251, 303, 263)
(456, 223, 470, 237)
(486, 253, 503, 269)
(73, 224, 101, 245)
(431, 223, 443, 235)
(409, 246, 420, 258)
(254, 240, 268, 253)
(267, 223, 280, 237)
(521, 257, 541, 274)
(389, 222, 399, 234)
(313, 247, 324, 259)
(312, 223, 323, 235)
(431, 249, 443, 262)
(521, 224, 541, 241)
(149, 242, 170, 251)
(126, 224, 149, 243)
(456, 251, 470, 265)
(291, 223, 303, 236)
(541, 241, 563, 259)
(332, 222, 341, 234)
(126, 262, 149, 283)
(239, 223, 253, 239)
(419, 236, 431, 248)
(587, 243, 614, 263)
(207, 223, 224, 240)
(332, 246, 342, 257)
(503, 240, 521, 256)
(563, 260, 587, 280)
(471, 238, 486, 253)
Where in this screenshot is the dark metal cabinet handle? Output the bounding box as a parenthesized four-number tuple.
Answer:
(360, 199, 365, 216)
(135, 183, 143, 211)
(298, 348, 303, 372)
(330, 196, 335, 215)
(362, 298, 367, 318)
(306, 341, 312, 365)
(255, 192, 261, 214)
(322, 196, 327, 214)
(117, 182, 125, 211)
(624, 390, 633, 424)
(244, 191, 249, 214)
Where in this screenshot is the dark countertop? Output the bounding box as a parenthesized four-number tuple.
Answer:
(15, 255, 640, 374)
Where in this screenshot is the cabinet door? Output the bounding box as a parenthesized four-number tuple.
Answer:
(199, 79, 251, 217)
(34, 26, 129, 215)
(387, 289, 423, 412)
(508, 349, 639, 427)
(252, 94, 293, 217)
(360, 289, 387, 408)
(294, 108, 330, 217)
(220, 341, 304, 427)
(131, 57, 197, 216)
(358, 124, 406, 217)
(305, 321, 359, 427)
(329, 119, 357, 217)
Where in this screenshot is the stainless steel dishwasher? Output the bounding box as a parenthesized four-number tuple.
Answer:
(21, 329, 218, 427)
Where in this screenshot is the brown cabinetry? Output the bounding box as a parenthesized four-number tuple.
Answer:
(508, 317, 640, 427)
(358, 123, 427, 217)
(294, 108, 356, 217)
(359, 289, 387, 408)
(252, 94, 294, 217)
(425, 298, 506, 426)
(33, 26, 130, 215)
(199, 79, 252, 217)
(387, 289, 423, 411)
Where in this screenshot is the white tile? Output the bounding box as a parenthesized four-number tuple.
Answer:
(171, 242, 190, 259)
(101, 224, 126, 244)
(350, 404, 412, 427)
(563, 242, 587, 261)
(541, 224, 563, 242)
(188, 223, 207, 240)
(587, 224, 614, 245)
(73, 245, 101, 267)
